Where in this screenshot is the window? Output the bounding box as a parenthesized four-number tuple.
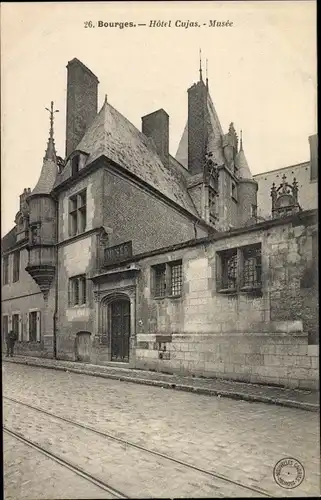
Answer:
(154, 264, 166, 297)
(152, 260, 183, 298)
(12, 314, 20, 340)
(69, 275, 87, 306)
(3, 255, 9, 285)
(30, 224, 41, 245)
(209, 187, 217, 226)
(2, 315, 9, 343)
(69, 189, 87, 236)
(220, 249, 238, 290)
(170, 261, 183, 296)
(13, 251, 20, 282)
(72, 155, 80, 176)
(242, 245, 262, 288)
(217, 243, 262, 293)
(231, 181, 238, 201)
(29, 311, 38, 342)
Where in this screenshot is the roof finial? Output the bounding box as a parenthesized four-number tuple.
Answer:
(44, 101, 59, 160)
(199, 48, 203, 81)
(104, 94, 108, 104)
(240, 129, 243, 151)
(206, 58, 208, 89)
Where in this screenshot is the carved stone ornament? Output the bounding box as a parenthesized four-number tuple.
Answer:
(204, 152, 219, 187)
(94, 285, 136, 304)
(271, 175, 301, 218)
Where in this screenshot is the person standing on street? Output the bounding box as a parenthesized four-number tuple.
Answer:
(6, 330, 18, 357)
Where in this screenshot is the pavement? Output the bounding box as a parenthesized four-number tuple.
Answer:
(3, 354, 319, 411)
(2, 361, 320, 498)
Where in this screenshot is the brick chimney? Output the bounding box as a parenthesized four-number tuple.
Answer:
(142, 109, 169, 167)
(187, 80, 208, 175)
(65, 58, 99, 158)
(309, 134, 318, 181)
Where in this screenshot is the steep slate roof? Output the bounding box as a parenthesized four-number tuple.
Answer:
(54, 100, 198, 216)
(235, 137, 253, 180)
(235, 148, 253, 179)
(175, 92, 225, 168)
(31, 157, 58, 196)
(31, 122, 58, 196)
(206, 93, 225, 165)
(175, 121, 188, 168)
(1, 227, 17, 253)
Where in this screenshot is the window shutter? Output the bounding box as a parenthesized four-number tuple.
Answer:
(36, 311, 41, 342)
(8, 315, 12, 330)
(26, 314, 30, 341)
(18, 314, 22, 341)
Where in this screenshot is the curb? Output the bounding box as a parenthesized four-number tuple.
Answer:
(3, 358, 319, 412)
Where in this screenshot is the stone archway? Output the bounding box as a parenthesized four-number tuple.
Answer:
(75, 331, 91, 362)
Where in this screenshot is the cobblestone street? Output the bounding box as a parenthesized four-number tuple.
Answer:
(3, 362, 320, 499)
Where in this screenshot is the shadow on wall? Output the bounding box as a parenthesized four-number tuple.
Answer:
(75, 331, 92, 362)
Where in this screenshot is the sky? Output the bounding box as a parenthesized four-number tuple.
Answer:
(1, 1, 317, 236)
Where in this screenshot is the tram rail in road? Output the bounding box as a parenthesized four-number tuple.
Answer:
(4, 395, 272, 498)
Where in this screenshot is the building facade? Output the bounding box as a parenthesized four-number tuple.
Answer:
(2, 58, 318, 389)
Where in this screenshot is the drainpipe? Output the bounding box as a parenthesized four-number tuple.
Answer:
(53, 194, 59, 359)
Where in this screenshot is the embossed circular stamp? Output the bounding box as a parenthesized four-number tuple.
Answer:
(273, 458, 305, 489)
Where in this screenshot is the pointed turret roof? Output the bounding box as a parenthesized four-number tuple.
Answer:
(235, 132, 253, 179)
(31, 102, 58, 196)
(175, 84, 225, 168)
(54, 99, 198, 216)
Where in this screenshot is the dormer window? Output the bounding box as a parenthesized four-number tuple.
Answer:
(67, 150, 89, 177)
(72, 155, 80, 176)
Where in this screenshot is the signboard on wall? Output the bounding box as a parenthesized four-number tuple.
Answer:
(104, 241, 133, 266)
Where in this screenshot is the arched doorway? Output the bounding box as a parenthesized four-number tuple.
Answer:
(108, 298, 130, 362)
(75, 331, 91, 362)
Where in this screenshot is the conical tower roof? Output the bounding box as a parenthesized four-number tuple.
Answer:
(235, 133, 253, 179)
(31, 102, 58, 196)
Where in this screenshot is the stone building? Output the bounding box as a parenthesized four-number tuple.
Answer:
(1, 58, 318, 389)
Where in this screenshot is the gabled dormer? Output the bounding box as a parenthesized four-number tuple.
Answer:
(67, 150, 90, 177)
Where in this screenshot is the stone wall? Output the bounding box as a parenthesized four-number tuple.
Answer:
(135, 333, 318, 390)
(134, 213, 318, 390)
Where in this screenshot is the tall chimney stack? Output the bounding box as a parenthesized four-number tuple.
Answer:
(142, 109, 169, 167)
(65, 58, 99, 158)
(187, 80, 208, 175)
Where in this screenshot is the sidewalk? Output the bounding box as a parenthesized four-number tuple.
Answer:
(3, 355, 319, 412)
